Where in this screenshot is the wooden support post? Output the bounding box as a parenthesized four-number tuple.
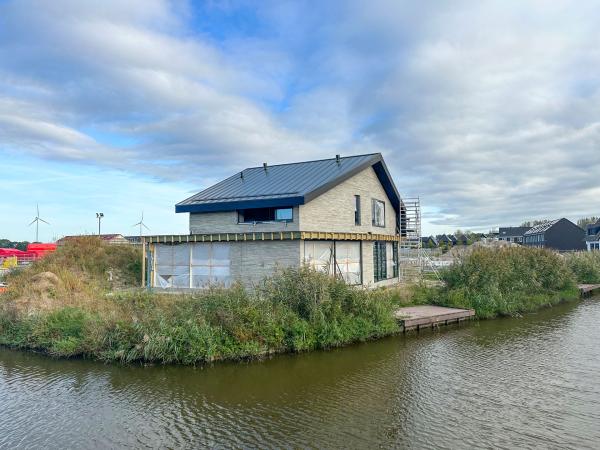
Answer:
(141, 238, 146, 288)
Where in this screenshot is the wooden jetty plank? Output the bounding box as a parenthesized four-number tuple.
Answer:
(394, 305, 475, 331)
(578, 284, 600, 298)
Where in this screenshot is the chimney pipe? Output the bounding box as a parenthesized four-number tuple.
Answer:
(263, 162, 268, 171)
(336, 154, 341, 164)
(240, 171, 244, 180)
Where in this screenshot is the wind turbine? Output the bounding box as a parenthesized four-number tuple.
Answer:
(132, 212, 150, 237)
(29, 204, 49, 242)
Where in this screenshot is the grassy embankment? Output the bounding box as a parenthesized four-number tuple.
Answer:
(0, 238, 400, 364)
(1, 239, 598, 364)
(417, 246, 589, 318)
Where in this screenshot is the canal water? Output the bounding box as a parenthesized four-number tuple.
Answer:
(1, 299, 599, 449)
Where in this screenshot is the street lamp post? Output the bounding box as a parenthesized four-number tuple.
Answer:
(96, 212, 104, 235)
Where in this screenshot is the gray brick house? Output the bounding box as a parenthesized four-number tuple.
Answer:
(144, 153, 406, 289)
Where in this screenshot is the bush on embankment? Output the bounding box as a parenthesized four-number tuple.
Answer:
(564, 251, 600, 284)
(0, 239, 399, 364)
(416, 246, 580, 319)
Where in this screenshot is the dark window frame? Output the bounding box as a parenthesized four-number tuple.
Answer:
(354, 195, 361, 226)
(392, 242, 399, 278)
(372, 199, 386, 228)
(373, 241, 387, 282)
(238, 207, 294, 224)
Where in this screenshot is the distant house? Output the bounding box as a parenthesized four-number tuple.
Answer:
(437, 234, 453, 246)
(584, 219, 600, 251)
(144, 153, 406, 289)
(421, 236, 438, 247)
(448, 235, 458, 246)
(498, 226, 531, 244)
(455, 234, 469, 246)
(522, 219, 585, 251)
(56, 234, 130, 245)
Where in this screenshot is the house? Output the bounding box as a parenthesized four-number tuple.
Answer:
(522, 219, 585, 251)
(584, 218, 600, 251)
(145, 153, 405, 289)
(498, 226, 531, 244)
(455, 234, 469, 246)
(56, 234, 130, 245)
(448, 235, 458, 246)
(437, 234, 453, 246)
(421, 236, 438, 248)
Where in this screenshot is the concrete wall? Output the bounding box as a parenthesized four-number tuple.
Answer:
(299, 166, 397, 234)
(231, 240, 302, 287)
(189, 207, 300, 234)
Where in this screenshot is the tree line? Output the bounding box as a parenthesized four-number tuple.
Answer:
(0, 239, 29, 251)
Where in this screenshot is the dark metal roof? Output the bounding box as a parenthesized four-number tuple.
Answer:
(176, 153, 401, 214)
(499, 226, 531, 237)
(523, 219, 560, 235)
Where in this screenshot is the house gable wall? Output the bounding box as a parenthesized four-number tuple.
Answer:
(298, 166, 397, 235)
(545, 219, 585, 250)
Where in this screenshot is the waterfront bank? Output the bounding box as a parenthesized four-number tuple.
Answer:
(1, 297, 599, 448)
(0, 241, 596, 365)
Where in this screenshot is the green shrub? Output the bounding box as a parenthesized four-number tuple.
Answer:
(0, 267, 399, 364)
(434, 247, 579, 318)
(564, 252, 600, 284)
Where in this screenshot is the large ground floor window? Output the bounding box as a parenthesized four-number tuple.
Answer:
(153, 242, 231, 288)
(374, 241, 398, 282)
(303, 241, 362, 285)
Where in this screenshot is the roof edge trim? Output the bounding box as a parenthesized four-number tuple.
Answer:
(175, 196, 305, 213)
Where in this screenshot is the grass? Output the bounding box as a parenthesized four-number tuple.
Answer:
(0, 238, 401, 364)
(1, 238, 596, 364)
(564, 251, 600, 284)
(413, 246, 581, 318)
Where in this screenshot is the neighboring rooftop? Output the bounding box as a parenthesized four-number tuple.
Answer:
(56, 234, 129, 244)
(176, 153, 400, 214)
(499, 226, 531, 236)
(523, 220, 561, 235)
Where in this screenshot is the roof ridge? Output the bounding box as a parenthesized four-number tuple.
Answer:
(242, 153, 381, 171)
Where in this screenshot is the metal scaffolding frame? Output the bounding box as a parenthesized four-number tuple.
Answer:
(398, 197, 423, 280)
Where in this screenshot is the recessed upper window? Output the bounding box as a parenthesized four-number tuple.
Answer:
(275, 208, 293, 221)
(372, 199, 385, 227)
(239, 207, 293, 223)
(354, 195, 361, 226)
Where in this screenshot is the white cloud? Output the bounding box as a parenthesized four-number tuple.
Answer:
(1, 0, 600, 237)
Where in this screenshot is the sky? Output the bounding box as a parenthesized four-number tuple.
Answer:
(1, 0, 600, 242)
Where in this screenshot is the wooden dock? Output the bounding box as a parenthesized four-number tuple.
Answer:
(394, 305, 475, 332)
(578, 284, 600, 298)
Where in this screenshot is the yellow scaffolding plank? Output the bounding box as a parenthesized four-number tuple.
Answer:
(145, 230, 401, 244)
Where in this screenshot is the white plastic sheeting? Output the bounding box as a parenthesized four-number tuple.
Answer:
(303, 241, 333, 274)
(154, 244, 190, 288)
(386, 242, 395, 279)
(334, 241, 362, 285)
(303, 241, 362, 285)
(153, 243, 231, 288)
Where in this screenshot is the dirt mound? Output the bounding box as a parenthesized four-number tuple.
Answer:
(9, 271, 62, 315)
(30, 272, 60, 292)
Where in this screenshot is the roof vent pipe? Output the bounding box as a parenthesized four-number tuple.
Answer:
(263, 162, 268, 171)
(336, 154, 341, 164)
(240, 171, 244, 180)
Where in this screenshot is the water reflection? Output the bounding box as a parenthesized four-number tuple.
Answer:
(1, 299, 599, 449)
